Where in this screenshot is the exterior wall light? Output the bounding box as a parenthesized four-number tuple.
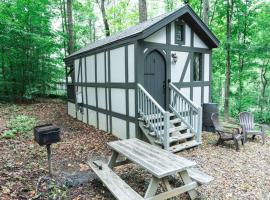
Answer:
(172, 53, 178, 64)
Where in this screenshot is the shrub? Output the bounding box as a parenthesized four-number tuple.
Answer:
(7, 115, 37, 137)
(2, 130, 16, 139)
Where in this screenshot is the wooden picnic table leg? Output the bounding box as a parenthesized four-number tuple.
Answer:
(108, 150, 119, 169)
(144, 176, 160, 198)
(179, 170, 198, 200)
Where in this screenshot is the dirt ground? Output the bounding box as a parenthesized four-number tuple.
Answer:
(0, 100, 269, 200)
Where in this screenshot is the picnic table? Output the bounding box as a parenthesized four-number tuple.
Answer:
(88, 138, 213, 200)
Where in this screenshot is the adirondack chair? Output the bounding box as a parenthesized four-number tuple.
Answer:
(239, 112, 265, 144)
(211, 113, 244, 151)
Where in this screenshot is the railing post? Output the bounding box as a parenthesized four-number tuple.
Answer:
(163, 112, 170, 150)
(196, 107, 202, 143)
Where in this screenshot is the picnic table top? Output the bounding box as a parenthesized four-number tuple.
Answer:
(108, 138, 197, 178)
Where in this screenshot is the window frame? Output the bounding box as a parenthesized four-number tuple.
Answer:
(193, 52, 203, 82)
(174, 20, 185, 45)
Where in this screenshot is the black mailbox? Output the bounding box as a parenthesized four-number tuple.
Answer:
(34, 124, 60, 146)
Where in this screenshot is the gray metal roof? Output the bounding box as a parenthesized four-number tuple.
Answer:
(66, 5, 219, 60)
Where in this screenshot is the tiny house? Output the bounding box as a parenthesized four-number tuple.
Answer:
(64, 4, 219, 152)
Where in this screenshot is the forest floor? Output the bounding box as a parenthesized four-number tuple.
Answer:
(0, 99, 270, 200)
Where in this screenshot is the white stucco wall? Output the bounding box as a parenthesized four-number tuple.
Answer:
(128, 44, 135, 82)
(110, 47, 125, 82)
(144, 27, 166, 44)
(171, 51, 189, 82)
(194, 33, 208, 49)
(97, 52, 105, 83)
(111, 88, 126, 115)
(86, 55, 95, 83)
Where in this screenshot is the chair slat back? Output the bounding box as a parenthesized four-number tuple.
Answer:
(239, 112, 254, 131)
(211, 113, 223, 132)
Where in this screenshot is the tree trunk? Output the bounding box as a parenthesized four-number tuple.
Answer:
(202, 0, 209, 25)
(139, 0, 147, 22)
(67, 0, 74, 54)
(259, 59, 269, 120)
(224, 0, 233, 120)
(97, 0, 110, 36)
(1, 47, 7, 95)
(237, 0, 248, 114)
(60, 0, 67, 56)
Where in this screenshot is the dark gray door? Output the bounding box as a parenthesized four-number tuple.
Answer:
(144, 50, 166, 108)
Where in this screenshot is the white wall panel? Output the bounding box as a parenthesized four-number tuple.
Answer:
(128, 44, 135, 82)
(105, 51, 108, 82)
(74, 59, 80, 83)
(128, 89, 135, 117)
(81, 59, 85, 82)
(82, 108, 87, 123)
(88, 109, 97, 127)
(129, 122, 136, 138)
(110, 47, 125, 82)
(77, 110, 83, 121)
(204, 86, 209, 103)
(171, 51, 189, 82)
(112, 117, 127, 139)
(98, 113, 107, 131)
(204, 54, 210, 81)
(106, 89, 109, 110)
(170, 22, 175, 44)
(144, 27, 166, 44)
(97, 52, 105, 83)
(183, 62, 190, 82)
(183, 24, 191, 47)
(82, 87, 87, 104)
(194, 33, 208, 49)
(68, 102, 76, 118)
(111, 89, 126, 114)
(180, 88, 190, 99)
(87, 87, 96, 107)
(97, 87, 106, 109)
(193, 87, 202, 106)
(86, 55, 95, 83)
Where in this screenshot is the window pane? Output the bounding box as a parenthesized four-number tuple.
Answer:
(175, 22, 184, 44)
(193, 53, 202, 81)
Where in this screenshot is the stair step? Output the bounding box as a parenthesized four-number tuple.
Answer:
(155, 133, 194, 144)
(169, 140, 201, 153)
(149, 125, 188, 136)
(143, 113, 175, 120)
(145, 118, 182, 129)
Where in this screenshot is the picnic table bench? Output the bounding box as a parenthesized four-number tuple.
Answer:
(88, 138, 213, 200)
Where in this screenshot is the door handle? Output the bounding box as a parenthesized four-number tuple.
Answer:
(163, 81, 166, 89)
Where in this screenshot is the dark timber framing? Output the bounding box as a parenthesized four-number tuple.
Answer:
(64, 4, 218, 140)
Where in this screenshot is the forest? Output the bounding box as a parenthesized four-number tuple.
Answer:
(0, 0, 269, 123)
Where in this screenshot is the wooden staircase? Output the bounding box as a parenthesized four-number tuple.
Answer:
(138, 83, 202, 153)
(139, 112, 201, 153)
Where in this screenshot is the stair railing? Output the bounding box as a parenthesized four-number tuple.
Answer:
(138, 84, 170, 150)
(169, 83, 202, 143)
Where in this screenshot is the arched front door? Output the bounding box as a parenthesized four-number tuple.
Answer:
(144, 50, 166, 108)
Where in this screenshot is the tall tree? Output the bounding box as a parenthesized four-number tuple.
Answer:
(139, 0, 147, 22)
(202, 0, 209, 25)
(97, 0, 110, 36)
(67, 0, 74, 54)
(224, 0, 234, 120)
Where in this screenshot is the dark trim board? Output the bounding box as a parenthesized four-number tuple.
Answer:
(142, 42, 211, 54)
(74, 82, 136, 89)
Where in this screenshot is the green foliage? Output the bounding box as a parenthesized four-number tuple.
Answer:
(7, 115, 37, 137)
(2, 130, 16, 139)
(0, 0, 65, 100)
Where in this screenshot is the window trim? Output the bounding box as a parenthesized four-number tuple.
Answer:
(174, 21, 185, 45)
